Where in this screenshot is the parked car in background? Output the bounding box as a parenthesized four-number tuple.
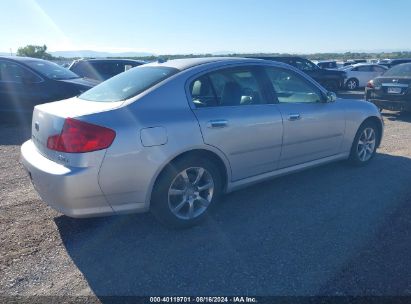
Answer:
(21, 57, 383, 228)
(69, 58, 146, 82)
(365, 63, 411, 112)
(378, 58, 411, 69)
(343, 59, 367, 67)
(317, 60, 338, 69)
(253, 56, 347, 91)
(0, 56, 97, 113)
(342, 64, 388, 90)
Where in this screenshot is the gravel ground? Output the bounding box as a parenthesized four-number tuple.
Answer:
(1, 94, 411, 298)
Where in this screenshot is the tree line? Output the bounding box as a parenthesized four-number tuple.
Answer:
(15, 44, 411, 62)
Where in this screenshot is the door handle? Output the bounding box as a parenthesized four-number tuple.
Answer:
(207, 119, 228, 128)
(288, 113, 301, 121)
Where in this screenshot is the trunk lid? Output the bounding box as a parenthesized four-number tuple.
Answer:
(31, 97, 122, 164)
(372, 77, 411, 99)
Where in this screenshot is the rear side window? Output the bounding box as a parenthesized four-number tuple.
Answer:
(372, 66, 386, 73)
(79, 66, 178, 102)
(189, 67, 265, 107)
(361, 66, 373, 72)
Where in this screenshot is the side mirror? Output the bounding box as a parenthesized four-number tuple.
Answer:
(325, 91, 337, 103)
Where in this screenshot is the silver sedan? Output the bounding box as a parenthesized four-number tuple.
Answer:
(21, 57, 383, 228)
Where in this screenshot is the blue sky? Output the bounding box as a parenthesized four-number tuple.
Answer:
(1, 0, 410, 54)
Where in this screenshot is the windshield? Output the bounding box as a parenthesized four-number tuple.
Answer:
(384, 64, 411, 77)
(25, 60, 80, 80)
(79, 66, 179, 102)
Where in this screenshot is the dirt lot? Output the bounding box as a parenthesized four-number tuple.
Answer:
(1, 96, 411, 298)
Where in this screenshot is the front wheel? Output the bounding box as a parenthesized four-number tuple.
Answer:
(349, 121, 379, 166)
(151, 156, 222, 229)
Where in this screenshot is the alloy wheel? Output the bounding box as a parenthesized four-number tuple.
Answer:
(347, 79, 357, 90)
(357, 127, 376, 162)
(168, 167, 214, 220)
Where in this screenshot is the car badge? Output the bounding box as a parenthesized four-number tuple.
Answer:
(392, 79, 399, 83)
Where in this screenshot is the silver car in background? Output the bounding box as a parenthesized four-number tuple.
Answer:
(21, 57, 383, 228)
(342, 64, 388, 90)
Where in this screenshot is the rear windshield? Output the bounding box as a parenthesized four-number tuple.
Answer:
(384, 64, 411, 77)
(79, 66, 179, 102)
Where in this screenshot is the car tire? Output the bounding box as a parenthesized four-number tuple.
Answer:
(151, 156, 222, 229)
(346, 78, 359, 90)
(349, 121, 379, 166)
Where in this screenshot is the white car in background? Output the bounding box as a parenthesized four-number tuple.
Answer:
(342, 64, 388, 90)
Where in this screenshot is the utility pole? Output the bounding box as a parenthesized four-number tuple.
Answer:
(10, 48, 13, 56)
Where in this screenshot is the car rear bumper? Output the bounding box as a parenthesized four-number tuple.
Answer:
(20, 140, 115, 218)
(367, 98, 411, 111)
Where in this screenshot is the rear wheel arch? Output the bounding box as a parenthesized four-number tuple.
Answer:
(168, 149, 228, 188)
(149, 149, 229, 207)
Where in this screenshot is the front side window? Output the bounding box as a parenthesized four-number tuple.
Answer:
(0, 61, 42, 83)
(294, 59, 318, 71)
(189, 67, 265, 107)
(265, 67, 323, 103)
(79, 66, 178, 102)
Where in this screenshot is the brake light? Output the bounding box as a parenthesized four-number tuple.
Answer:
(367, 80, 374, 88)
(47, 118, 116, 153)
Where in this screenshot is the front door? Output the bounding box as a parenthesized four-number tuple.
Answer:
(189, 66, 283, 181)
(0, 60, 45, 112)
(264, 66, 346, 169)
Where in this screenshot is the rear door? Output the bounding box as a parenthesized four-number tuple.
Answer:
(264, 66, 345, 169)
(189, 65, 283, 181)
(353, 65, 374, 87)
(371, 65, 387, 78)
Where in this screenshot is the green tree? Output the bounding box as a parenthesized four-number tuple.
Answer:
(16, 44, 53, 60)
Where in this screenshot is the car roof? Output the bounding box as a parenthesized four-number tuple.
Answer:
(391, 58, 411, 62)
(144, 57, 268, 71)
(251, 56, 303, 60)
(75, 58, 145, 62)
(349, 63, 386, 68)
(0, 56, 48, 63)
(392, 62, 411, 67)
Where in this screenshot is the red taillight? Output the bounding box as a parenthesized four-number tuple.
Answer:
(47, 118, 116, 153)
(367, 80, 374, 88)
